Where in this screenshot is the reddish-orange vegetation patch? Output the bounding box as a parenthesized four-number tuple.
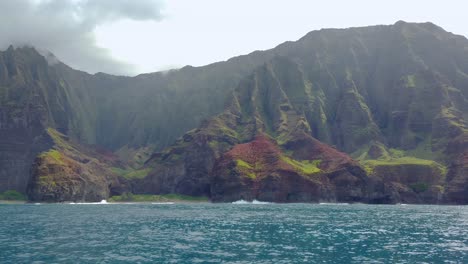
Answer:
(224, 134, 297, 175)
(283, 133, 356, 171)
(227, 135, 278, 162)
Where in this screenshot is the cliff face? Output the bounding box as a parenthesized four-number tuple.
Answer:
(210, 134, 379, 203)
(0, 21, 467, 203)
(27, 129, 124, 202)
(136, 56, 446, 203)
(0, 47, 95, 194)
(141, 44, 467, 203)
(444, 162, 468, 204)
(0, 42, 272, 197)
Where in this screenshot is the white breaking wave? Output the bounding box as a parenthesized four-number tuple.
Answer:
(151, 202, 175, 205)
(232, 199, 272, 204)
(319, 202, 350, 205)
(70, 199, 109, 205)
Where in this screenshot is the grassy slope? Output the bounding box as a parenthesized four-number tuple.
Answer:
(0, 190, 26, 201)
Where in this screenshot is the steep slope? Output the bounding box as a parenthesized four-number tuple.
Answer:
(0, 47, 129, 198)
(0, 46, 270, 195)
(0, 21, 467, 202)
(2, 21, 467, 155)
(51, 21, 468, 155)
(138, 58, 387, 202)
(0, 47, 99, 193)
(144, 30, 467, 203)
(27, 128, 124, 202)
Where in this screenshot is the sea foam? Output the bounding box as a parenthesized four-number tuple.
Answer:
(232, 199, 271, 204)
(70, 199, 109, 205)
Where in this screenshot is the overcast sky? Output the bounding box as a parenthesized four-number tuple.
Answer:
(0, 0, 466, 75)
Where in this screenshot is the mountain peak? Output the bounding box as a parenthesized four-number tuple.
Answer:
(394, 20, 409, 26)
(393, 20, 449, 34)
(2, 45, 45, 61)
(36, 49, 61, 66)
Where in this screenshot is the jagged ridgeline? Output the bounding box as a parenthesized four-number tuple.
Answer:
(0, 21, 466, 203)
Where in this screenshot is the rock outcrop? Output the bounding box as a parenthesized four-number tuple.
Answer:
(210, 134, 379, 203)
(27, 129, 124, 202)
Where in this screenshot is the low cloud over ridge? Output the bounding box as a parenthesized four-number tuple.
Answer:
(0, 0, 164, 75)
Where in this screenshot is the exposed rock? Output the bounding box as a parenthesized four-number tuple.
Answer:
(210, 134, 381, 203)
(368, 161, 446, 204)
(443, 149, 468, 204)
(27, 129, 124, 202)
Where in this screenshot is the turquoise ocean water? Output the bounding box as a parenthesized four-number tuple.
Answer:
(0, 203, 467, 263)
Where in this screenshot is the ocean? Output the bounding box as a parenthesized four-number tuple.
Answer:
(0, 202, 467, 263)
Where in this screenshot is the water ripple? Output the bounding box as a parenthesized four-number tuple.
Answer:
(0, 203, 467, 263)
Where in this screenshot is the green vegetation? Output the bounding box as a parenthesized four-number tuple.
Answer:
(352, 142, 391, 160)
(438, 107, 468, 133)
(38, 175, 57, 188)
(352, 139, 447, 175)
(433, 185, 445, 193)
(208, 141, 232, 151)
(167, 153, 182, 162)
(111, 167, 152, 180)
(361, 157, 447, 176)
(123, 168, 152, 179)
(236, 159, 252, 169)
(0, 190, 26, 201)
(409, 182, 429, 193)
(235, 159, 257, 179)
(363, 156, 436, 166)
(405, 75, 417, 87)
(115, 146, 154, 168)
(352, 124, 379, 142)
(281, 156, 321, 175)
(388, 148, 405, 158)
(47, 128, 75, 152)
(441, 107, 457, 119)
(108, 193, 208, 202)
(210, 117, 239, 139)
(406, 137, 443, 161)
(4, 24, 467, 205)
(208, 141, 219, 149)
(38, 149, 64, 165)
(351, 144, 371, 160)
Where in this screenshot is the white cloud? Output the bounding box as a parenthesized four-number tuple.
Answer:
(0, 0, 165, 75)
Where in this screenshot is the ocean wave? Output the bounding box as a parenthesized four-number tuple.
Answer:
(232, 200, 272, 204)
(70, 200, 109, 205)
(319, 202, 349, 205)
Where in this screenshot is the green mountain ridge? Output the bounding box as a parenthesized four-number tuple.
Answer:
(137, 55, 462, 203)
(0, 21, 467, 203)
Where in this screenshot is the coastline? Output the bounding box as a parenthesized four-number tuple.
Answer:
(0, 200, 27, 204)
(2, 199, 466, 206)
